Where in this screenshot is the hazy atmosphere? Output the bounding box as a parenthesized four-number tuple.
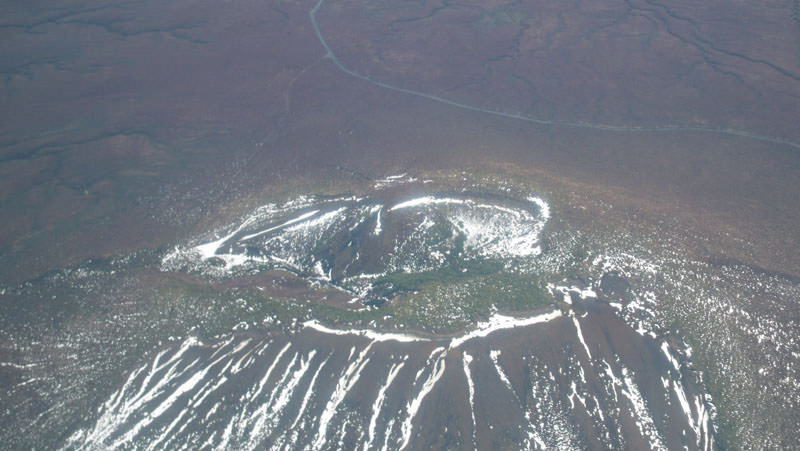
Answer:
(1, 0, 799, 449)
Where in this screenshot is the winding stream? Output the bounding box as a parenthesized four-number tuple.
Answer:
(310, 0, 800, 150)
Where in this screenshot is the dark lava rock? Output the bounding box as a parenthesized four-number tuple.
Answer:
(599, 271, 630, 297)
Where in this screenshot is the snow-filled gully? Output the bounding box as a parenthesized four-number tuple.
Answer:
(67, 304, 716, 450)
(65, 183, 718, 450)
